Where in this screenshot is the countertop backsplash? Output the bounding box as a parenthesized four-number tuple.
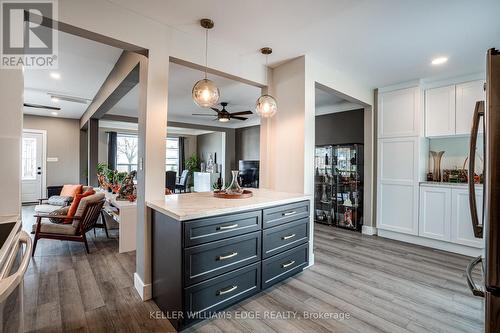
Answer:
(428, 136, 484, 174)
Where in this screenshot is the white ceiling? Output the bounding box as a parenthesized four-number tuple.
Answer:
(108, 62, 262, 128)
(23, 30, 122, 119)
(315, 87, 363, 115)
(113, 0, 500, 88)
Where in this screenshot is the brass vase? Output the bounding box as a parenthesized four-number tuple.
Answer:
(430, 151, 445, 182)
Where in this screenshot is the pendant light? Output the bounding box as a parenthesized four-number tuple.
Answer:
(255, 47, 278, 118)
(192, 19, 220, 108)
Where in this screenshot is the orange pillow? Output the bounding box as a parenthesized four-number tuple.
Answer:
(64, 190, 95, 224)
(60, 184, 83, 197)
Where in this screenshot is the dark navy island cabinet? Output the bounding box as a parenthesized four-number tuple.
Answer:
(151, 200, 310, 331)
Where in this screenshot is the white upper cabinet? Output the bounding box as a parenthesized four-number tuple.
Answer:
(424, 80, 485, 137)
(425, 85, 456, 137)
(455, 80, 485, 135)
(378, 87, 421, 138)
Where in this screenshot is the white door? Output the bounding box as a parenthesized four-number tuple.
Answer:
(455, 80, 485, 135)
(418, 186, 452, 241)
(451, 187, 484, 248)
(21, 131, 44, 203)
(378, 87, 421, 138)
(425, 85, 456, 137)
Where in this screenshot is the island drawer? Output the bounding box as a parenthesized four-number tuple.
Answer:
(183, 262, 261, 324)
(263, 201, 310, 229)
(262, 243, 308, 289)
(183, 210, 261, 246)
(262, 218, 309, 258)
(184, 231, 261, 286)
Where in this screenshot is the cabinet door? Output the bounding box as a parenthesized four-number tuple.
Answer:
(455, 80, 485, 135)
(425, 85, 456, 137)
(377, 137, 419, 235)
(378, 87, 421, 138)
(418, 186, 452, 241)
(451, 188, 484, 248)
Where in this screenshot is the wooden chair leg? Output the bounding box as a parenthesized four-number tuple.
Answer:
(32, 235, 38, 257)
(100, 211, 109, 239)
(82, 234, 90, 254)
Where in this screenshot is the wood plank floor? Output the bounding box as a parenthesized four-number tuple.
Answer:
(22, 205, 484, 333)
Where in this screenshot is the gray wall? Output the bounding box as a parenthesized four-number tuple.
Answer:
(23, 115, 80, 186)
(235, 125, 260, 162)
(197, 131, 224, 173)
(315, 109, 364, 145)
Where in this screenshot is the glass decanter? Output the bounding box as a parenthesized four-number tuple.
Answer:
(225, 170, 243, 195)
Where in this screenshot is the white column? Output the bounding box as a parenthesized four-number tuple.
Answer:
(0, 69, 23, 217)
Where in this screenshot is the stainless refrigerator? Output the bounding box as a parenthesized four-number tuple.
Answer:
(466, 48, 500, 333)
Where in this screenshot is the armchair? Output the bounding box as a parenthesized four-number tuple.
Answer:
(35, 185, 93, 214)
(32, 192, 105, 255)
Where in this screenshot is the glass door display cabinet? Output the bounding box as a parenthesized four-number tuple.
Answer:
(314, 144, 363, 231)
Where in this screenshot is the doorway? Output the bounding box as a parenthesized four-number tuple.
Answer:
(21, 129, 46, 203)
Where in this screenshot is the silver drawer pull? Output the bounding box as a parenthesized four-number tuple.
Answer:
(282, 211, 296, 217)
(217, 252, 238, 260)
(282, 260, 296, 268)
(217, 285, 238, 296)
(282, 233, 296, 240)
(217, 223, 239, 230)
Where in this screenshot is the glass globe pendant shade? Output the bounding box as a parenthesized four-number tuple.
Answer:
(255, 94, 277, 118)
(192, 78, 220, 108)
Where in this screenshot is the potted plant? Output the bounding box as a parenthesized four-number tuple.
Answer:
(185, 153, 200, 189)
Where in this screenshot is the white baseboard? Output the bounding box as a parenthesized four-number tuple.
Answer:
(377, 229, 483, 257)
(134, 272, 152, 301)
(362, 225, 378, 235)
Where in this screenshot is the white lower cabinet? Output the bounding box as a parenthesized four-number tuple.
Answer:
(418, 185, 484, 249)
(419, 186, 451, 241)
(451, 188, 484, 248)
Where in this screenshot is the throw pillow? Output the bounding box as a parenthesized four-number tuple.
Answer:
(47, 195, 73, 206)
(48, 207, 70, 224)
(60, 184, 83, 197)
(64, 190, 95, 224)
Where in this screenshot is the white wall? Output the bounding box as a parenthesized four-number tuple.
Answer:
(24, 115, 80, 186)
(0, 69, 23, 218)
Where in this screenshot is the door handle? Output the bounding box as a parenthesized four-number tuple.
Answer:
(217, 223, 238, 231)
(468, 100, 484, 238)
(466, 256, 485, 297)
(282, 233, 296, 240)
(217, 285, 238, 296)
(217, 252, 238, 260)
(0, 231, 32, 304)
(281, 260, 296, 268)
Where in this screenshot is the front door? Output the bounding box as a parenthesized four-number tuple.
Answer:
(21, 131, 44, 203)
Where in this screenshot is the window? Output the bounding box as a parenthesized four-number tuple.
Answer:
(116, 134, 138, 173)
(114, 134, 179, 175)
(22, 137, 37, 180)
(166, 137, 179, 174)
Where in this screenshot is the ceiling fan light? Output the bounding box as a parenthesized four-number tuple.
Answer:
(192, 78, 220, 108)
(255, 94, 277, 118)
(218, 117, 230, 122)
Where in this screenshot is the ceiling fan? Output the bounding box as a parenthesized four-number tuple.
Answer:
(192, 102, 252, 122)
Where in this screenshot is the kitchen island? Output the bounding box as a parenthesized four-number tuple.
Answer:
(147, 189, 311, 331)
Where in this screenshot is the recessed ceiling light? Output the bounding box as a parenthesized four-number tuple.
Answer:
(51, 111, 58, 116)
(431, 57, 448, 65)
(50, 72, 61, 79)
(51, 96, 59, 103)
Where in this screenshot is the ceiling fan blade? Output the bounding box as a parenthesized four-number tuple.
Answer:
(229, 110, 253, 116)
(210, 107, 221, 113)
(192, 114, 216, 116)
(23, 103, 61, 111)
(231, 116, 248, 121)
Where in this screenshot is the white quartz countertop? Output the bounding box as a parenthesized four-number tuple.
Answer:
(146, 188, 311, 221)
(420, 181, 483, 188)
